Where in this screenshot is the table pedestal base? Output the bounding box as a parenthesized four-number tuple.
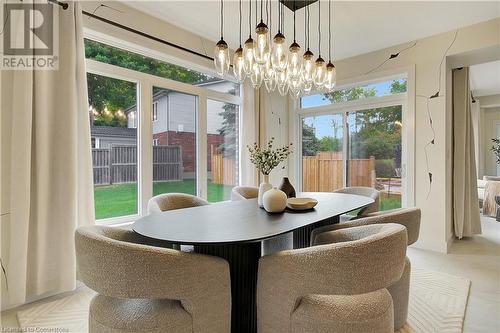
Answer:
(293, 216, 339, 248)
(194, 242, 261, 333)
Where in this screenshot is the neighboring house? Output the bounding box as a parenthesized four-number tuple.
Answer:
(90, 125, 136, 149)
(123, 80, 238, 173)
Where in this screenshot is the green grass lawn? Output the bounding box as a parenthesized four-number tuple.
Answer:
(94, 179, 233, 220)
(94, 181, 403, 220)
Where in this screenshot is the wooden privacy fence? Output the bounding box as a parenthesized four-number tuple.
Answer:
(211, 146, 237, 186)
(92, 145, 183, 185)
(302, 154, 375, 192)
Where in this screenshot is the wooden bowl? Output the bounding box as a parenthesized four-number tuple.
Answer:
(287, 197, 318, 211)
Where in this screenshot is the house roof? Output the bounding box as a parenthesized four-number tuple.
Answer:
(91, 126, 137, 138)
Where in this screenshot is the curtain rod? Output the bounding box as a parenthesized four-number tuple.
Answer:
(48, 1, 215, 62)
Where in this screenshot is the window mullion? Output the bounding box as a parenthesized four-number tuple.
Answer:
(197, 94, 208, 200)
(140, 80, 153, 215)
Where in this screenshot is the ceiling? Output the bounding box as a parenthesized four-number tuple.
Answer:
(470, 60, 500, 97)
(125, 1, 500, 61)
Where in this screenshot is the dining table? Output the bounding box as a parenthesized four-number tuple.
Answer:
(132, 192, 374, 333)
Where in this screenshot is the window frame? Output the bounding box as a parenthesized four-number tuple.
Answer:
(152, 101, 158, 122)
(86, 42, 243, 225)
(291, 66, 415, 208)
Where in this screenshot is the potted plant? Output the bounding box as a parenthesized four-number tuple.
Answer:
(247, 138, 292, 207)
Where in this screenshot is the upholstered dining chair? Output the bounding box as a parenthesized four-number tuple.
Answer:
(76, 225, 231, 333)
(310, 207, 421, 330)
(257, 223, 407, 333)
(147, 193, 209, 214)
(334, 186, 380, 217)
(230, 186, 259, 200)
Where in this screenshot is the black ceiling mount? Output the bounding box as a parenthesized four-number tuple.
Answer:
(280, 0, 319, 12)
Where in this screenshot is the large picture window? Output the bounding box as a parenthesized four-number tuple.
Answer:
(86, 38, 242, 223)
(299, 78, 408, 211)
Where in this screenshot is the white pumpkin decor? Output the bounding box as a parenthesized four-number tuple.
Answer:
(262, 187, 287, 213)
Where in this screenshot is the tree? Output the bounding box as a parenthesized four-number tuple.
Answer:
(85, 39, 211, 127)
(217, 91, 239, 157)
(302, 121, 319, 156)
(323, 86, 376, 103)
(390, 79, 407, 94)
(318, 137, 342, 152)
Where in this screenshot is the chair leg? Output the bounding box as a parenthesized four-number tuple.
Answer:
(387, 257, 411, 330)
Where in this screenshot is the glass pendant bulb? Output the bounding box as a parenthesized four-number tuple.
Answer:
(264, 76, 277, 92)
(303, 81, 313, 94)
(263, 57, 275, 82)
(214, 38, 230, 76)
(250, 63, 264, 89)
(301, 49, 315, 84)
(289, 76, 303, 98)
(276, 69, 288, 88)
(254, 21, 270, 65)
(233, 46, 246, 83)
(288, 42, 302, 79)
(313, 56, 327, 87)
(278, 82, 289, 96)
(324, 61, 336, 92)
(243, 36, 256, 75)
(271, 32, 288, 72)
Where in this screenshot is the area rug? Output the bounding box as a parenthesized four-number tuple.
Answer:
(17, 268, 470, 333)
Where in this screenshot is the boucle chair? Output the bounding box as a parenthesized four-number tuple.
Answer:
(257, 223, 407, 333)
(334, 186, 380, 217)
(310, 207, 421, 330)
(76, 226, 231, 333)
(147, 193, 209, 213)
(230, 186, 259, 200)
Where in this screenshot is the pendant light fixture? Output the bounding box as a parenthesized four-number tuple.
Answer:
(313, 0, 326, 87)
(302, 5, 315, 86)
(324, 0, 337, 92)
(288, 5, 302, 80)
(263, 0, 276, 91)
(271, 0, 288, 72)
(233, 0, 246, 82)
(214, 0, 230, 76)
(254, 0, 270, 65)
(243, 0, 256, 75)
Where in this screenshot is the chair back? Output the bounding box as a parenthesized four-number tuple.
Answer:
(147, 193, 208, 213)
(334, 186, 379, 215)
(231, 186, 259, 200)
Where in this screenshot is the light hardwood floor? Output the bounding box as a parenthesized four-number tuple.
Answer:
(1, 216, 499, 332)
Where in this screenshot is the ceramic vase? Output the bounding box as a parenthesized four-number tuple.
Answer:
(263, 187, 288, 213)
(258, 174, 273, 207)
(279, 177, 296, 198)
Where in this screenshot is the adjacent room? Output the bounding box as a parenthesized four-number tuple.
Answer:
(1, 1, 499, 332)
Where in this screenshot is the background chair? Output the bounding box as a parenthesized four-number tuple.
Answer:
(334, 186, 380, 218)
(147, 193, 209, 213)
(257, 223, 407, 333)
(310, 207, 421, 330)
(230, 186, 259, 201)
(76, 225, 231, 333)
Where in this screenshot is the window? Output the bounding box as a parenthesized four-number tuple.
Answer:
(87, 72, 138, 220)
(298, 78, 407, 211)
(152, 101, 158, 121)
(301, 78, 407, 109)
(152, 87, 197, 198)
(86, 38, 242, 222)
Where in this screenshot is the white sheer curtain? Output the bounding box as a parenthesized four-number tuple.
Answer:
(452, 67, 482, 238)
(3, 2, 94, 307)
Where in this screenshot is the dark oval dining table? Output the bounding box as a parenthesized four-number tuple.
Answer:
(133, 192, 374, 333)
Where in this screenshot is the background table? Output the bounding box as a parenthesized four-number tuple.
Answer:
(133, 192, 373, 333)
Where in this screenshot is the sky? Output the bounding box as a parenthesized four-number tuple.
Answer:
(301, 79, 402, 139)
